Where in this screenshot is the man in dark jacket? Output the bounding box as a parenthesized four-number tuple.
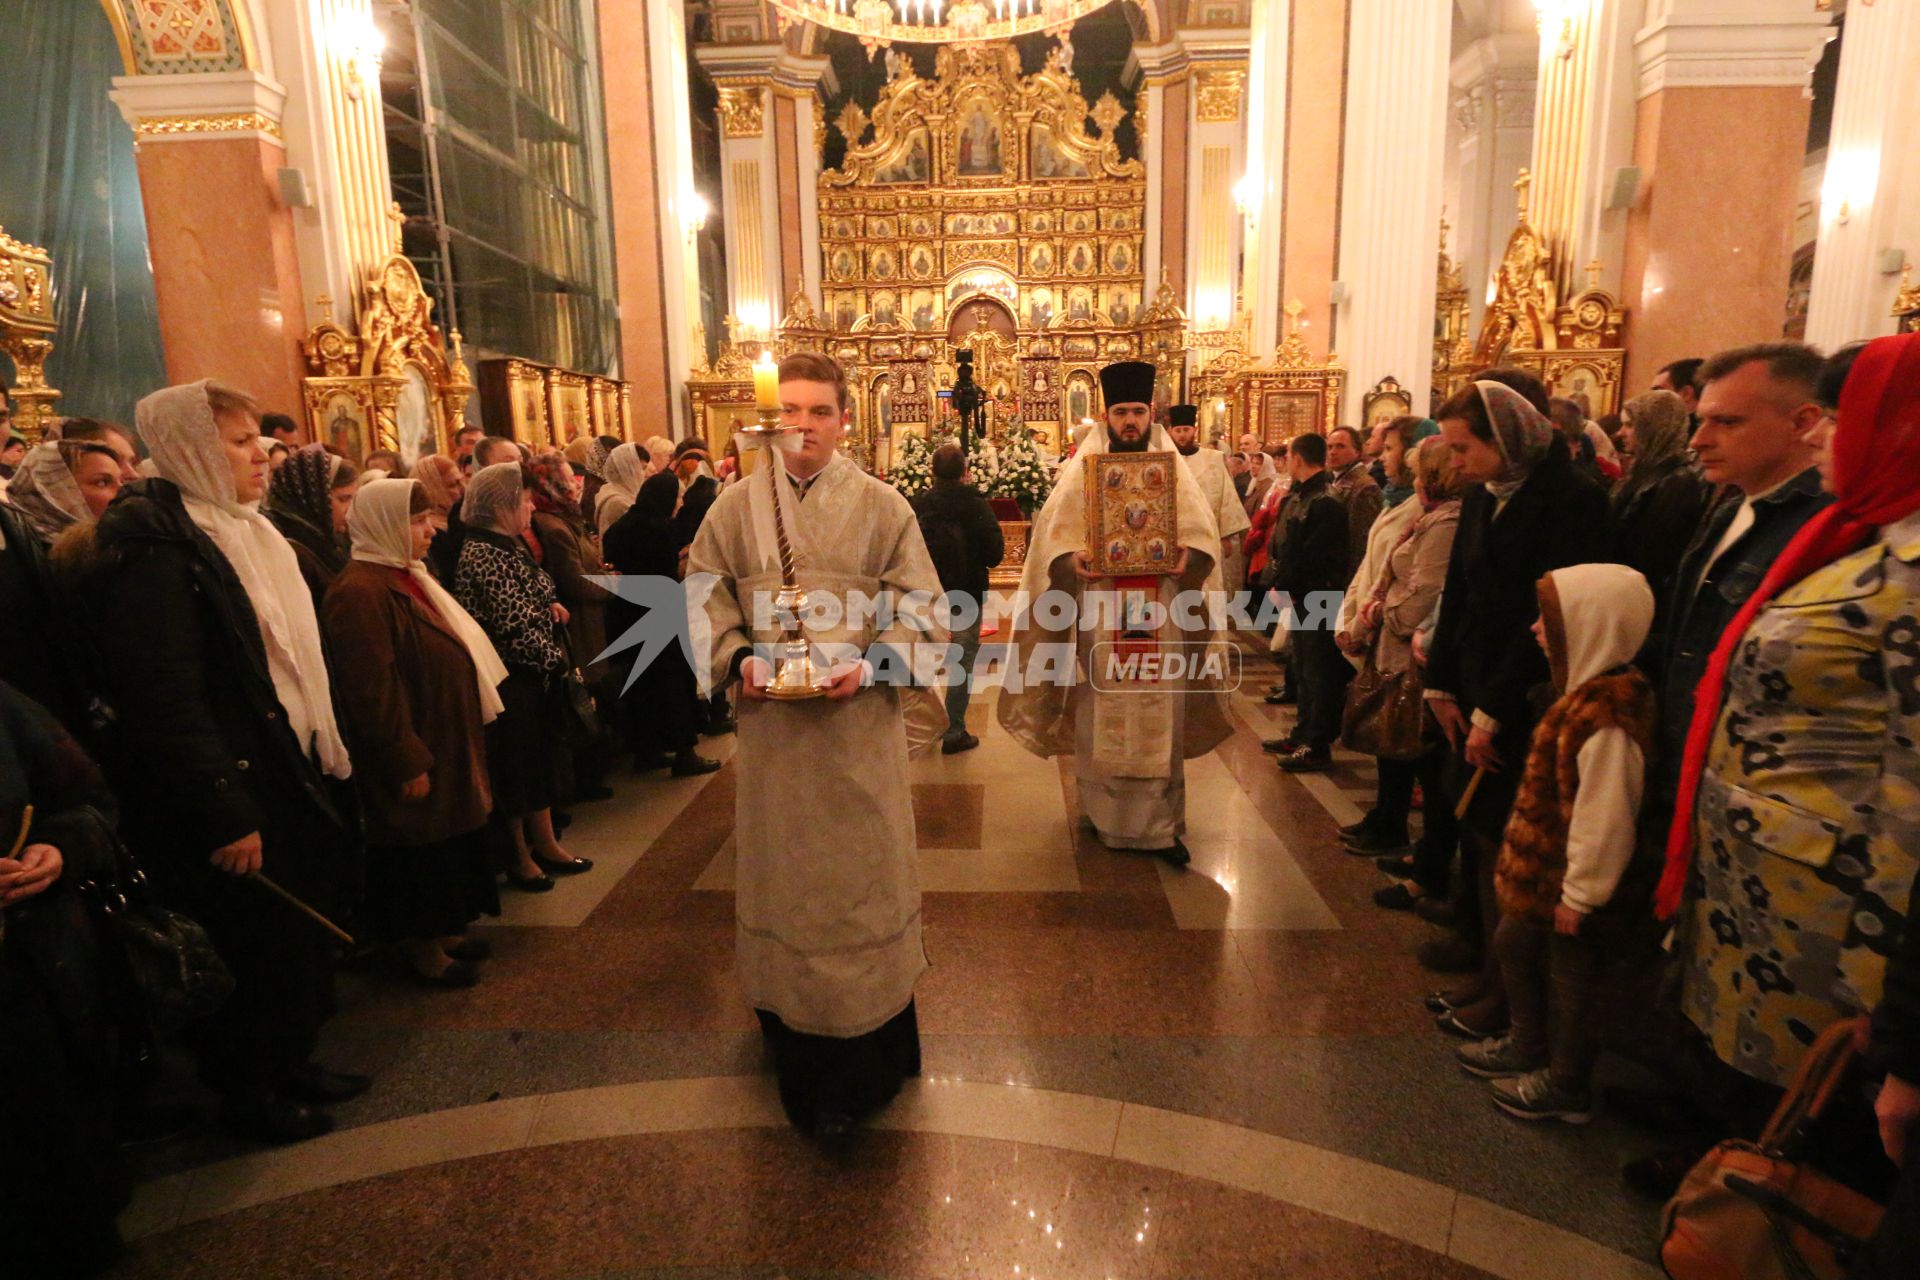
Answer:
(1266, 432, 1350, 771)
(1325, 425, 1383, 579)
(911, 443, 1004, 754)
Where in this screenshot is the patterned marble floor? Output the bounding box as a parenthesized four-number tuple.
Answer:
(110, 650, 1669, 1279)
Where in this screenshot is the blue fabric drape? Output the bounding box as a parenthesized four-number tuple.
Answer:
(0, 0, 166, 426)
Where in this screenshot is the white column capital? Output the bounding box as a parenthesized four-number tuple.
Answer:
(1450, 31, 1536, 89)
(771, 51, 837, 99)
(1634, 2, 1833, 98)
(109, 69, 288, 144)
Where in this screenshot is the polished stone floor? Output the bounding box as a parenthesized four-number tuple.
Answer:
(110, 648, 1668, 1279)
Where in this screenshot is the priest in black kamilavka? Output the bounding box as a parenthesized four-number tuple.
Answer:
(999, 361, 1232, 866)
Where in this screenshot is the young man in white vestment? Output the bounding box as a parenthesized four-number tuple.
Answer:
(1166, 403, 1252, 597)
(998, 361, 1232, 868)
(685, 353, 948, 1136)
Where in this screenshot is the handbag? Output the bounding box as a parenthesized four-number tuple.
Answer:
(1658, 1017, 1885, 1280)
(555, 630, 605, 744)
(65, 807, 234, 1045)
(1340, 662, 1426, 760)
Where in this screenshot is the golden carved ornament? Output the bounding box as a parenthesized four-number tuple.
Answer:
(132, 111, 283, 140)
(717, 85, 766, 138)
(0, 223, 60, 442)
(1193, 68, 1247, 124)
(1894, 264, 1920, 332)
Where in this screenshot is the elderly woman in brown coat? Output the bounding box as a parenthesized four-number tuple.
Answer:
(323, 479, 506, 986)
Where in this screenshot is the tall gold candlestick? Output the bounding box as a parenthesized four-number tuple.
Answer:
(735, 408, 826, 699)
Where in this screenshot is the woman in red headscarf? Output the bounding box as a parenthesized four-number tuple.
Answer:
(1660, 331, 1920, 1095)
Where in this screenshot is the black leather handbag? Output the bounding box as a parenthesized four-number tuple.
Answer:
(66, 808, 234, 1043)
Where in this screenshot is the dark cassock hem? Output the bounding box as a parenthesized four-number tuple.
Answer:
(755, 999, 921, 1132)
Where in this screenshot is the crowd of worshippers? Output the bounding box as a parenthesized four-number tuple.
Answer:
(1230, 336, 1919, 1274)
(0, 382, 740, 1272)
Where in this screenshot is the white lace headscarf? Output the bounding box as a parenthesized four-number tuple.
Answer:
(464, 461, 528, 534)
(348, 479, 508, 722)
(135, 380, 352, 779)
(594, 441, 647, 534)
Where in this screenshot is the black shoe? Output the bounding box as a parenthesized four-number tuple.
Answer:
(283, 1062, 373, 1105)
(1343, 828, 1411, 855)
(1278, 746, 1331, 773)
(220, 1093, 334, 1145)
(1376, 855, 1416, 877)
(1422, 990, 1462, 1015)
(700, 717, 737, 737)
(1413, 896, 1458, 927)
(1372, 882, 1422, 912)
(942, 732, 981, 755)
(1338, 816, 1377, 840)
(572, 784, 615, 803)
(1148, 839, 1192, 869)
(115, 1100, 201, 1148)
(409, 959, 481, 990)
(532, 851, 594, 876)
(1416, 935, 1482, 973)
(671, 751, 722, 777)
(505, 870, 554, 893)
(1623, 1145, 1713, 1201)
(443, 936, 492, 962)
(1264, 686, 1296, 705)
(1261, 736, 1302, 755)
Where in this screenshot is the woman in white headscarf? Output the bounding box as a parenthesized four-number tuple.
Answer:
(321, 478, 506, 986)
(76, 380, 360, 1144)
(594, 440, 648, 538)
(454, 462, 589, 891)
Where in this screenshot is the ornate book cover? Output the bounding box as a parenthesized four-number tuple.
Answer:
(1087, 451, 1180, 576)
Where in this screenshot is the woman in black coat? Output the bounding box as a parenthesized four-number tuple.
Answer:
(74, 381, 362, 1144)
(265, 444, 357, 609)
(601, 472, 719, 777)
(1422, 377, 1617, 1033)
(0, 681, 130, 1276)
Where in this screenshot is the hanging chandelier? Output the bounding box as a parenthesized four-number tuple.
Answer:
(768, 0, 1111, 49)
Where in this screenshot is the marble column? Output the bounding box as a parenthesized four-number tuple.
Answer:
(1185, 42, 1252, 339)
(257, 0, 398, 318)
(603, 0, 700, 430)
(1278, 0, 1347, 362)
(1803, 0, 1920, 351)
(697, 44, 785, 342)
(772, 54, 836, 313)
(1620, 0, 1832, 385)
(108, 72, 309, 413)
(1136, 42, 1190, 302)
(1449, 33, 1536, 337)
(1333, 0, 1452, 420)
(1243, 0, 1291, 357)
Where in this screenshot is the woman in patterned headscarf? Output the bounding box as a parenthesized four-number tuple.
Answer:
(1419, 374, 1616, 1037)
(266, 444, 357, 606)
(1611, 389, 1711, 616)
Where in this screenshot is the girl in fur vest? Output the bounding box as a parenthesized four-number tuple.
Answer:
(1454, 563, 1659, 1124)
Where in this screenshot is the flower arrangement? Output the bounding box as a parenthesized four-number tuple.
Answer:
(888, 431, 939, 497)
(986, 430, 1053, 514)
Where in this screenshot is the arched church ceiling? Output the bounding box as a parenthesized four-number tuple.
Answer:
(101, 0, 253, 75)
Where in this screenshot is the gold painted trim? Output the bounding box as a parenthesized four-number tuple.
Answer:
(717, 86, 767, 139)
(1194, 68, 1247, 124)
(227, 0, 262, 71)
(133, 111, 285, 140)
(97, 0, 139, 76)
